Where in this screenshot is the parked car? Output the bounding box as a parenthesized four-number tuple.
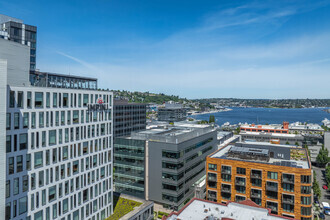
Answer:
(322, 202, 330, 215)
(323, 185, 328, 190)
(319, 212, 325, 219)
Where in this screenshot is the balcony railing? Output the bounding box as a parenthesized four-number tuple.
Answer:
(250, 192, 262, 199)
(282, 197, 295, 205)
(208, 194, 217, 199)
(221, 187, 231, 193)
(267, 205, 278, 212)
(208, 176, 217, 182)
(282, 177, 295, 184)
(235, 180, 246, 186)
(266, 185, 278, 192)
(251, 173, 262, 179)
(221, 169, 231, 174)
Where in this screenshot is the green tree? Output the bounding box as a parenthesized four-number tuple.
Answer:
(209, 115, 215, 123)
(313, 171, 321, 199)
(285, 141, 290, 145)
(316, 145, 329, 167)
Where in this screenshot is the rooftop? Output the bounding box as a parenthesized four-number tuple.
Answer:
(114, 99, 147, 106)
(127, 123, 215, 144)
(210, 144, 309, 169)
(165, 198, 293, 220)
(30, 71, 98, 90)
(240, 131, 303, 138)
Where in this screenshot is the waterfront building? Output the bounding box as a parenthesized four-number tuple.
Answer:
(165, 198, 293, 220)
(0, 14, 37, 70)
(158, 102, 187, 122)
(240, 122, 289, 134)
(1, 38, 113, 220)
(114, 123, 217, 210)
(113, 99, 147, 138)
(206, 142, 312, 220)
(240, 131, 304, 145)
(289, 122, 324, 135)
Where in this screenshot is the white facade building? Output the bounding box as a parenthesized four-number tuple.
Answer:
(1, 38, 113, 220)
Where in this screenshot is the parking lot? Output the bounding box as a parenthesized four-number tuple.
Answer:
(313, 166, 330, 219)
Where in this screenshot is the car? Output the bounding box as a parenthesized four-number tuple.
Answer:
(323, 185, 328, 190)
(319, 212, 326, 219)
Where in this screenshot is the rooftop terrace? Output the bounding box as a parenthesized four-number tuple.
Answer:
(211, 144, 309, 169)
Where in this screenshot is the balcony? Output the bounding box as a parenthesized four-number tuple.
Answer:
(251, 173, 262, 179)
(282, 195, 295, 205)
(208, 194, 217, 200)
(235, 180, 246, 186)
(282, 177, 295, 184)
(208, 176, 217, 182)
(267, 205, 278, 212)
(221, 187, 231, 193)
(221, 169, 231, 175)
(250, 192, 262, 199)
(266, 185, 278, 192)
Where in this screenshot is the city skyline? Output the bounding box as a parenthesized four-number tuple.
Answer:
(1, 0, 330, 99)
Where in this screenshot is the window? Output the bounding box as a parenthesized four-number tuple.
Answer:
(301, 196, 311, 205)
(301, 186, 311, 194)
(67, 111, 71, 124)
(27, 92, 32, 107)
(26, 154, 31, 170)
(6, 135, 11, 153)
(6, 180, 10, 198)
(34, 152, 43, 168)
(267, 172, 278, 180)
(14, 113, 19, 129)
(73, 110, 79, 124)
(237, 167, 246, 175)
(63, 146, 68, 160)
(9, 91, 15, 108)
(34, 210, 43, 220)
(283, 183, 294, 192)
(208, 163, 217, 171)
(23, 113, 29, 128)
(46, 92, 50, 107)
(49, 186, 56, 202)
(53, 93, 57, 107)
(6, 113, 11, 130)
(19, 133, 27, 150)
(23, 175, 28, 192)
(78, 94, 82, 107)
(63, 198, 69, 214)
(17, 91, 23, 107)
(31, 112, 36, 128)
(49, 130, 56, 145)
(301, 175, 311, 184)
(14, 178, 19, 195)
(9, 157, 14, 174)
(63, 93, 68, 107)
(16, 156, 23, 172)
(301, 206, 311, 216)
(56, 111, 59, 126)
(35, 92, 43, 108)
(83, 94, 89, 106)
(19, 196, 27, 215)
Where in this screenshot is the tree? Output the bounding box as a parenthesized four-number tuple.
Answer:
(295, 142, 299, 146)
(316, 145, 329, 167)
(209, 115, 215, 123)
(313, 171, 321, 199)
(285, 141, 290, 145)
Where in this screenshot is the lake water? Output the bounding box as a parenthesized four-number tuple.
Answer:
(190, 107, 330, 126)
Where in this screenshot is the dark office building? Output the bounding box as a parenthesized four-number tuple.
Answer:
(0, 14, 37, 70)
(158, 102, 187, 122)
(114, 123, 217, 210)
(113, 99, 147, 137)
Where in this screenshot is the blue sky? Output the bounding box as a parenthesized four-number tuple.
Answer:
(1, 0, 330, 99)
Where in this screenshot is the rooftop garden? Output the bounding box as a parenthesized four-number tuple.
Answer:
(290, 148, 307, 161)
(106, 195, 142, 220)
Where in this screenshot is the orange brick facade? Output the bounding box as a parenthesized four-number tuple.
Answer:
(206, 155, 312, 220)
(240, 121, 290, 134)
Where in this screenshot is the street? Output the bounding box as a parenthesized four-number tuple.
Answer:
(313, 166, 330, 220)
